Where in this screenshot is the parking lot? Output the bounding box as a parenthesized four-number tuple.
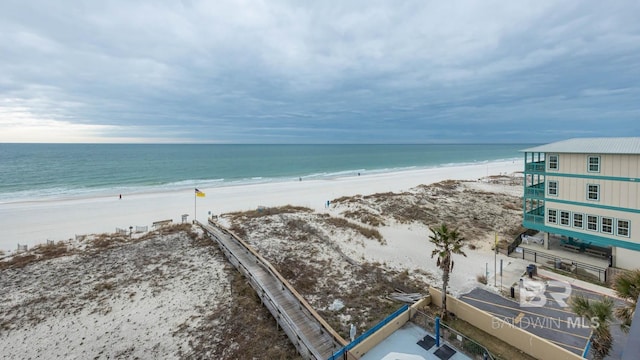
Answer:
(460, 276, 631, 359)
(460, 286, 591, 356)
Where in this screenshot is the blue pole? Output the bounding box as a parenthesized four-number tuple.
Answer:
(435, 316, 440, 347)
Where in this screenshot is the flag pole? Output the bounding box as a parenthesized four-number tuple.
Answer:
(194, 189, 205, 223)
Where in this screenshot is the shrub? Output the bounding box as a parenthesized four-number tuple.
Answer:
(463, 339, 486, 356)
(476, 274, 487, 285)
(226, 205, 312, 219)
(324, 217, 385, 243)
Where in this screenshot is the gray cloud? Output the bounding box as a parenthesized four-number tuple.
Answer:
(1, 0, 639, 143)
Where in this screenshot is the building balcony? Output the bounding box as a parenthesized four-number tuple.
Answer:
(524, 206, 545, 225)
(525, 161, 545, 173)
(524, 183, 545, 198)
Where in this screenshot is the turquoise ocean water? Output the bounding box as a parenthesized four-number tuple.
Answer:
(0, 144, 525, 203)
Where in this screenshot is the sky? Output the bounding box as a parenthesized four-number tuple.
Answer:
(1, 1, 639, 144)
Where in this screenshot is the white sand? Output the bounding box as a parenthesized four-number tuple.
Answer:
(1, 159, 528, 358)
(0, 230, 230, 359)
(0, 159, 522, 253)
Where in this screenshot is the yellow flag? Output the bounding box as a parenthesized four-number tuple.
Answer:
(195, 188, 205, 197)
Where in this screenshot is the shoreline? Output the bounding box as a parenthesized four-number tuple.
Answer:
(0, 156, 521, 205)
(0, 159, 523, 252)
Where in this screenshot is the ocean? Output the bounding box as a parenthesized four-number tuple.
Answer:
(0, 144, 524, 203)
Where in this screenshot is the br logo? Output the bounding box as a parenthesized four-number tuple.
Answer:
(518, 279, 572, 308)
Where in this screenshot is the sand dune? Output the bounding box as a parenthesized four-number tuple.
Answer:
(1, 160, 526, 359)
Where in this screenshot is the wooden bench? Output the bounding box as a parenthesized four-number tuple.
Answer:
(561, 243, 580, 253)
(152, 219, 173, 228)
(585, 248, 608, 258)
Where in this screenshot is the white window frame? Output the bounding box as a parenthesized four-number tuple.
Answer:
(617, 219, 630, 237)
(588, 155, 600, 173)
(548, 154, 559, 171)
(587, 215, 598, 231)
(547, 209, 557, 224)
(587, 184, 600, 201)
(548, 180, 558, 196)
(601, 217, 613, 234)
(573, 213, 584, 229)
(560, 211, 570, 226)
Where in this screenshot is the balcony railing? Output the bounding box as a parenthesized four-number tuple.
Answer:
(524, 206, 545, 225)
(525, 161, 545, 173)
(524, 183, 545, 198)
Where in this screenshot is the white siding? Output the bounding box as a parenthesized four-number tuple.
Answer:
(554, 153, 640, 208)
(544, 153, 640, 249)
(615, 247, 638, 270)
(544, 202, 640, 247)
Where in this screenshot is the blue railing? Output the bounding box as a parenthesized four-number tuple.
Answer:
(327, 304, 409, 360)
(525, 161, 545, 172)
(524, 183, 545, 198)
(524, 213, 545, 225)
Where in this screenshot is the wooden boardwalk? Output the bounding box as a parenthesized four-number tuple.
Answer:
(200, 221, 347, 360)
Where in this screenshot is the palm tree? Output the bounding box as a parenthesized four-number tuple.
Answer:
(612, 269, 640, 333)
(429, 223, 466, 318)
(570, 295, 614, 360)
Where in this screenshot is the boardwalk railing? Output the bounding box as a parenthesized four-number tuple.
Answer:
(218, 233, 321, 358)
(199, 220, 346, 359)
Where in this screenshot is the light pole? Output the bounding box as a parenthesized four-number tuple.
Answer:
(494, 233, 498, 287)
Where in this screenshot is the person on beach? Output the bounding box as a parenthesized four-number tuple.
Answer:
(119, 194, 122, 199)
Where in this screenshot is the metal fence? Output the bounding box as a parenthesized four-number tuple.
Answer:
(411, 310, 495, 360)
(506, 233, 523, 255)
(515, 246, 608, 283)
(506, 230, 610, 283)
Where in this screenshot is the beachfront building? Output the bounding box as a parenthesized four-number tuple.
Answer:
(522, 138, 640, 269)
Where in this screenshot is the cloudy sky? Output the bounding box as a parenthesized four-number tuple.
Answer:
(1, 1, 639, 143)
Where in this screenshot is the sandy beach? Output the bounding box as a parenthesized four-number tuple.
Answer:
(0, 159, 522, 252)
(1, 159, 528, 359)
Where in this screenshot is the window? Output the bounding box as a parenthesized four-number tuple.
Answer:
(560, 211, 570, 226)
(617, 220, 630, 237)
(587, 215, 598, 231)
(548, 181, 558, 196)
(573, 213, 583, 228)
(601, 217, 613, 234)
(548, 209, 557, 224)
(587, 184, 600, 201)
(548, 155, 559, 170)
(588, 156, 600, 172)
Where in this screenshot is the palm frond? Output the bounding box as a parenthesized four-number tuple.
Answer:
(612, 269, 640, 333)
(570, 295, 592, 317)
(570, 295, 614, 360)
(613, 269, 640, 302)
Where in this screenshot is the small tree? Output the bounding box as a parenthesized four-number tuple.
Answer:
(612, 269, 640, 333)
(570, 295, 614, 360)
(429, 223, 466, 318)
